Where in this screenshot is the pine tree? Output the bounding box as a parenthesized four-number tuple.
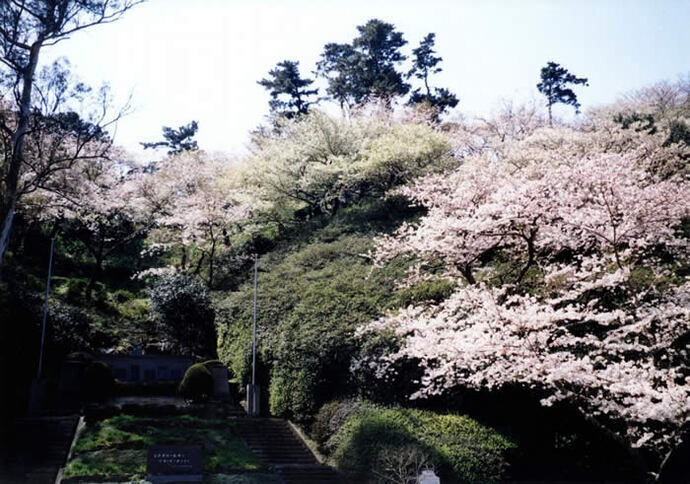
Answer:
(141, 121, 199, 155)
(537, 61, 589, 126)
(258, 60, 318, 119)
(407, 33, 458, 119)
(317, 19, 409, 108)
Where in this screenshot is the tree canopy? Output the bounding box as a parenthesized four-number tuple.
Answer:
(0, 0, 143, 266)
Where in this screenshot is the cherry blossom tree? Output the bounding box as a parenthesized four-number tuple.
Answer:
(26, 147, 164, 295)
(363, 121, 690, 472)
(143, 151, 253, 287)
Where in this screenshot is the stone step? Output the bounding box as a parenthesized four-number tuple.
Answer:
(0, 416, 79, 484)
(232, 417, 343, 482)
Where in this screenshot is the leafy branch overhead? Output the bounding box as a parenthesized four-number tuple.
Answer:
(0, 0, 144, 266)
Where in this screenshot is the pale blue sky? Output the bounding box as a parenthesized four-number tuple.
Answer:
(42, 0, 690, 156)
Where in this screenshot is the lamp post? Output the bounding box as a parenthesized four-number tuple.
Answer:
(247, 253, 260, 416)
(29, 233, 56, 415)
(37, 235, 55, 380)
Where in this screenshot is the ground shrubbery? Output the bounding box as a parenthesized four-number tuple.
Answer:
(313, 399, 517, 483)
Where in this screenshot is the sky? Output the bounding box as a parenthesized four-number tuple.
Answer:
(41, 0, 690, 157)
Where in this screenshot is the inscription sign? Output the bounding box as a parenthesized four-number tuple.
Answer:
(147, 445, 202, 482)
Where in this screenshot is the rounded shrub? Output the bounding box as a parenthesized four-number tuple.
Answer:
(319, 402, 517, 483)
(82, 361, 115, 401)
(312, 399, 376, 451)
(178, 362, 213, 402)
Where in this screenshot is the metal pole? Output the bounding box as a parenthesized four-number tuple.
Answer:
(252, 253, 258, 387)
(37, 236, 55, 380)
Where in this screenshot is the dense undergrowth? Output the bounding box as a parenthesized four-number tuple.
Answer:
(216, 196, 421, 421)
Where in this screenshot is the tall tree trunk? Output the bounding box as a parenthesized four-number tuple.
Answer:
(548, 102, 553, 127)
(0, 40, 43, 266)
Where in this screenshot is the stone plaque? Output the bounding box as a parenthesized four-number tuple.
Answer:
(147, 444, 202, 482)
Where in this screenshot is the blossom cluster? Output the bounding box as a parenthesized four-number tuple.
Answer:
(364, 118, 690, 455)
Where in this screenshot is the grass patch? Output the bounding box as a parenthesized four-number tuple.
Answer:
(64, 414, 263, 481)
(63, 449, 146, 480)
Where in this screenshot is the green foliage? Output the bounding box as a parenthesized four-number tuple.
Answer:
(83, 360, 115, 401)
(63, 449, 146, 481)
(315, 401, 516, 483)
(663, 120, 690, 148)
(613, 112, 657, 134)
(216, 199, 416, 422)
(394, 278, 455, 306)
(312, 399, 377, 451)
(178, 362, 213, 402)
(148, 273, 217, 357)
(316, 19, 409, 107)
(249, 111, 450, 218)
(407, 33, 459, 117)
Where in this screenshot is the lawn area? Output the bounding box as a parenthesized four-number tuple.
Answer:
(63, 414, 265, 482)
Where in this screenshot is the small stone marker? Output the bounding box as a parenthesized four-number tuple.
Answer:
(419, 468, 440, 484)
(147, 444, 202, 483)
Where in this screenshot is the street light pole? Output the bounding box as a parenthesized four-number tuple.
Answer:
(29, 234, 55, 415)
(247, 253, 260, 416)
(252, 253, 258, 387)
(37, 236, 55, 380)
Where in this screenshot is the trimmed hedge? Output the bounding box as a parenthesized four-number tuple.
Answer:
(314, 400, 516, 483)
(178, 363, 213, 402)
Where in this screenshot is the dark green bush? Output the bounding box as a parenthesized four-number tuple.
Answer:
(178, 363, 213, 402)
(318, 401, 516, 483)
(83, 361, 115, 402)
(312, 399, 376, 452)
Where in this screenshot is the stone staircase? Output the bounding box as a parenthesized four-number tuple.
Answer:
(0, 415, 79, 483)
(233, 418, 344, 483)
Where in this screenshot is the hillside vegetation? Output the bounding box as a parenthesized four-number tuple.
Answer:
(3, 78, 690, 481)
